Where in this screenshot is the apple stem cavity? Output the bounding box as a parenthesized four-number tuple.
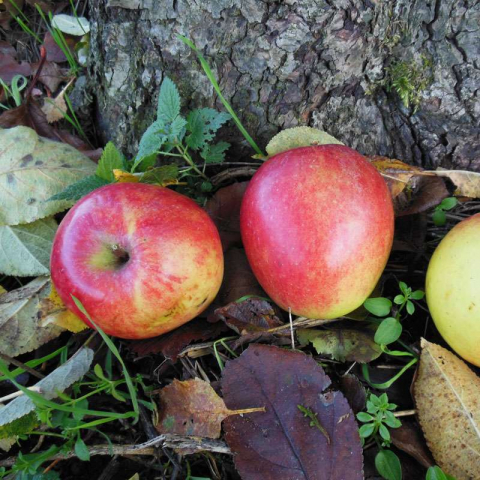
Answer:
(111, 244, 130, 268)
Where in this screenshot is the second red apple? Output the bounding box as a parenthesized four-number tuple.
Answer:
(240, 145, 394, 319)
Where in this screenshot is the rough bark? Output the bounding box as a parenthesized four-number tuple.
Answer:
(84, 0, 480, 170)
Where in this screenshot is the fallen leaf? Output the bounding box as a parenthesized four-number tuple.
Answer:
(51, 14, 90, 36)
(25, 0, 55, 13)
(129, 318, 228, 361)
(266, 127, 343, 157)
(0, 41, 16, 57)
(0, 437, 16, 452)
(43, 32, 78, 63)
(41, 95, 67, 123)
(113, 169, 139, 183)
(0, 53, 32, 83)
(222, 344, 364, 480)
(0, 217, 57, 276)
(205, 182, 248, 250)
(155, 378, 264, 439)
(434, 169, 480, 199)
(0, 126, 97, 226)
(38, 282, 87, 333)
(211, 297, 283, 335)
(297, 328, 382, 363)
(413, 339, 480, 480)
(31, 60, 66, 92)
(390, 419, 434, 469)
(369, 156, 427, 199)
(0, 277, 65, 357)
(338, 374, 366, 415)
(216, 248, 264, 306)
(392, 213, 428, 252)
(0, 348, 93, 428)
(0, 0, 24, 30)
(140, 165, 179, 186)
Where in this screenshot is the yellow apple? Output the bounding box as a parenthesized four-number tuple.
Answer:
(426, 213, 480, 366)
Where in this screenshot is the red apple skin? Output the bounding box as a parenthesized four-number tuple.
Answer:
(51, 183, 224, 339)
(240, 145, 394, 318)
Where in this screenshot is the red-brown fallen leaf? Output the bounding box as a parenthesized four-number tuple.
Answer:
(31, 60, 67, 92)
(211, 297, 283, 335)
(338, 374, 366, 415)
(43, 32, 78, 63)
(129, 318, 228, 362)
(390, 419, 434, 469)
(205, 182, 248, 251)
(155, 378, 264, 438)
(0, 53, 32, 83)
(222, 344, 364, 480)
(0, 41, 16, 57)
(216, 248, 264, 306)
(0, 0, 24, 30)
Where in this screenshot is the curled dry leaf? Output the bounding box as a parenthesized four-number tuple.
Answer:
(129, 318, 228, 362)
(155, 378, 264, 439)
(338, 374, 366, 415)
(222, 344, 363, 480)
(434, 169, 480, 199)
(0, 277, 65, 357)
(297, 328, 382, 363)
(413, 339, 480, 480)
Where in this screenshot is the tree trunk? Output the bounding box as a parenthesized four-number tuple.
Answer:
(86, 0, 480, 170)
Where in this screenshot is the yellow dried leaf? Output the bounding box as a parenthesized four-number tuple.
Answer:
(38, 282, 87, 333)
(113, 169, 139, 183)
(413, 339, 480, 480)
(0, 286, 6, 296)
(41, 96, 67, 123)
(433, 169, 480, 199)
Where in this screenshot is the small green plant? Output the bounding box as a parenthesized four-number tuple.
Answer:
(0, 75, 28, 110)
(297, 405, 330, 444)
(426, 466, 456, 480)
(432, 197, 458, 226)
(357, 393, 402, 480)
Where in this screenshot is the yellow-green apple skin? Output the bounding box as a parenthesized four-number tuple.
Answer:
(426, 213, 480, 366)
(50, 183, 224, 339)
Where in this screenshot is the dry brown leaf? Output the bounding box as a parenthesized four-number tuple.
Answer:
(31, 60, 66, 92)
(413, 338, 480, 480)
(434, 169, 480, 199)
(155, 378, 264, 439)
(41, 96, 67, 123)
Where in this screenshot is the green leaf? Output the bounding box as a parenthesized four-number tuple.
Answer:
(439, 197, 458, 211)
(0, 412, 37, 439)
(359, 423, 375, 438)
(398, 282, 408, 295)
(200, 141, 230, 163)
(393, 295, 405, 305)
(0, 217, 57, 276)
(74, 437, 90, 461)
(410, 290, 425, 300)
(0, 348, 93, 428)
(426, 466, 455, 480)
(375, 450, 402, 480)
(265, 126, 344, 156)
(47, 175, 109, 202)
(384, 412, 402, 429)
(406, 300, 415, 315)
(364, 298, 392, 317)
(186, 108, 231, 150)
(375, 318, 402, 345)
(201, 181, 213, 193)
(157, 77, 181, 123)
(133, 119, 167, 172)
(379, 423, 391, 442)
(167, 115, 187, 143)
(96, 142, 125, 182)
(140, 165, 179, 185)
(432, 209, 446, 226)
(356, 412, 374, 423)
(0, 126, 97, 226)
(51, 14, 90, 36)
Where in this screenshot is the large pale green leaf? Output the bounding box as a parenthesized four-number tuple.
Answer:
(0, 126, 97, 226)
(0, 217, 57, 277)
(266, 126, 344, 157)
(0, 277, 64, 358)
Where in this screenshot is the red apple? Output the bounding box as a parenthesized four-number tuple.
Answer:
(240, 145, 394, 318)
(51, 183, 224, 339)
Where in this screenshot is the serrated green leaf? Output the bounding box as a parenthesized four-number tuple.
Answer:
(0, 412, 37, 439)
(186, 108, 230, 150)
(74, 437, 90, 461)
(375, 450, 402, 480)
(0, 347, 93, 428)
(140, 165, 179, 185)
(157, 77, 181, 123)
(0, 126, 97, 226)
(167, 115, 187, 143)
(374, 318, 402, 345)
(266, 126, 344, 156)
(364, 298, 392, 317)
(0, 217, 57, 277)
(0, 277, 65, 358)
(96, 142, 125, 182)
(133, 120, 167, 172)
(48, 175, 109, 202)
(201, 141, 230, 163)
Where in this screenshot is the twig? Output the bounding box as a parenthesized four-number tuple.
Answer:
(267, 316, 340, 333)
(288, 308, 295, 350)
(0, 352, 45, 380)
(0, 386, 42, 403)
(394, 409, 416, 417)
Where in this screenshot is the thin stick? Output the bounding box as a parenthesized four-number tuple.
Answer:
(289, 308, 295, 350)
(394, 409, 416, 417)
(0, 386, 42, 403)
(0, 352, 45, 380)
